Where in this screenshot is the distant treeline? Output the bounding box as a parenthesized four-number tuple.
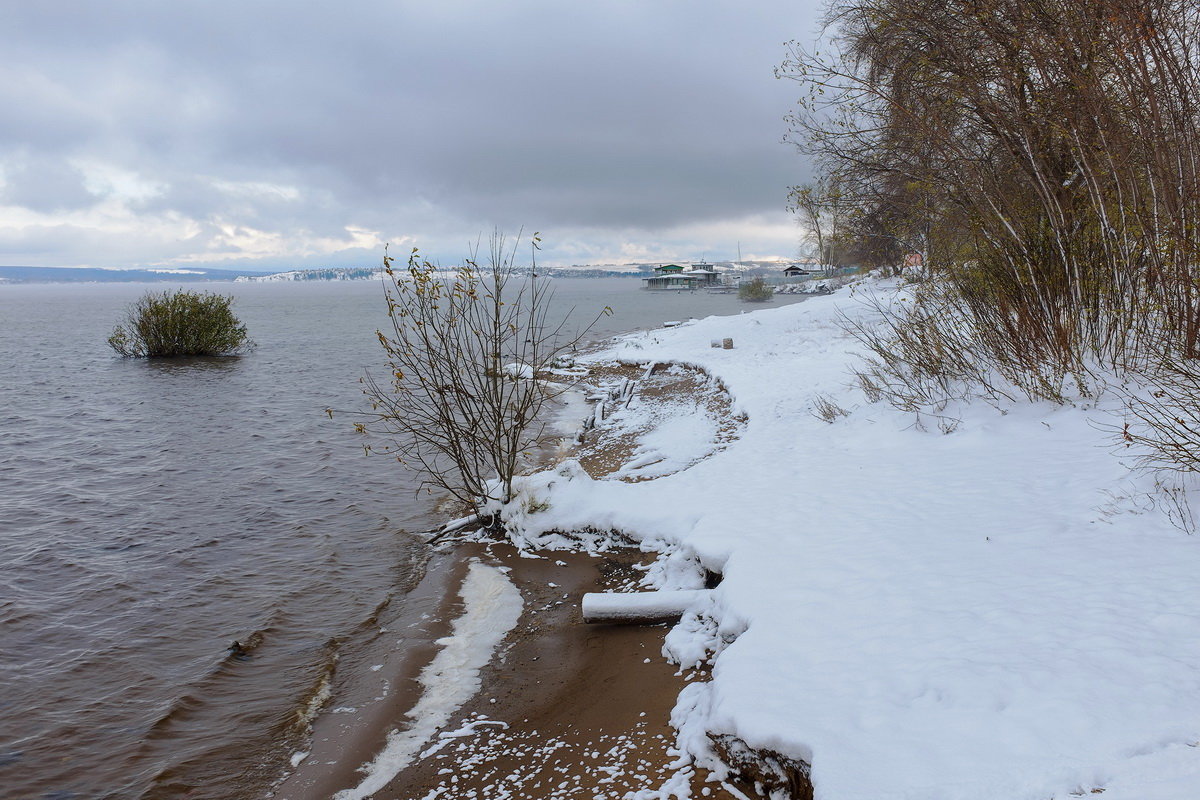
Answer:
(237, 267, 381, 282)
(0, 266, 259, 284)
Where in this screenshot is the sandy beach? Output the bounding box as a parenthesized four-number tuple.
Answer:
(275, 545, 745, 800)
(273, 361, 745, 799)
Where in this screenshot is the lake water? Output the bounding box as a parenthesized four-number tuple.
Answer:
(0, 277, 806, 799)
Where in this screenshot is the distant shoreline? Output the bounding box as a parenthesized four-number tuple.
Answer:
(0, 260, 802, 285)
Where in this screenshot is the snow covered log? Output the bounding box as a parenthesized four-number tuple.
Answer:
(581, 589, 710, 624)
(425, 514, 486, 544)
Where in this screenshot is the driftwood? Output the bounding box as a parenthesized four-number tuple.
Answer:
(579, 364, 653, 437)
(581, 589, 710, 624)
(425, 514, 486, 545)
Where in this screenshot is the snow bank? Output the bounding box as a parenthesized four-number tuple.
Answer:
(516, 280, 1200, 799)
(333, 560, 522, 800)
(502, 362, 535, 380)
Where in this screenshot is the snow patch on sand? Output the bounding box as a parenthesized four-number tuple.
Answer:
(333, 560, 522, 800)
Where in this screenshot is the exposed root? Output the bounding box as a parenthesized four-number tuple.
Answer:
(709, 734, 814, 800)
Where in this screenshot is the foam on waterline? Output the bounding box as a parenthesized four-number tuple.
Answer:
(333, 560, 523, 800)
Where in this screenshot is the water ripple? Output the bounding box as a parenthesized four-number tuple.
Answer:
(0, 282, 432, 799)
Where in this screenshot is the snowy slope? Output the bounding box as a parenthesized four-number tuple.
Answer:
(509, 279, 1200, 800)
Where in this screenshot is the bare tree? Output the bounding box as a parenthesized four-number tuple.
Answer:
(344, 232, 608, 524)
(782, 0, 1200, 397)
(789, 177, 846, 273)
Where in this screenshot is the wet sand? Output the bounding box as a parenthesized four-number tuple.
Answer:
(270, 550, 470, 799)
(274, 359, 750, 799)
(274, 541, 744, 799)
(369, 543, 737, 800)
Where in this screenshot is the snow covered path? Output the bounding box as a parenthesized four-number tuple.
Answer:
(512, 282, 1200, 800)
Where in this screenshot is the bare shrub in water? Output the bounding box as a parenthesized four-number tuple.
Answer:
(350, 232, 608, 520)
(738, 278, 774, 303)
(107, 290, 251, 357)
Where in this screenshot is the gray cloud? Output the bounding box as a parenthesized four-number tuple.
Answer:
(1, 155, 98, 213)
(0, 1, 823, 268)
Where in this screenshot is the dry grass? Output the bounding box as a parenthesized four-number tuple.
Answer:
(811, 393, 850, 423)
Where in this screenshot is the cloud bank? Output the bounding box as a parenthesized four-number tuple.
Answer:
(0, 1, 822, 269)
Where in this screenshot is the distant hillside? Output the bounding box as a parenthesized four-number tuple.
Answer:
(236, 262, 797, 281)
(235, 267, 381, 282)
(0, 261, 800, 286)
(0, 266, 263, 284)
(239, 266, 639, 281)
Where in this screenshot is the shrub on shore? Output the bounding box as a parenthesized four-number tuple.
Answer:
(107, 290, 252, 357)
(781, 0, 1200, 481)
(782, 0, 1200, 383)
(348, 232, 609, 521)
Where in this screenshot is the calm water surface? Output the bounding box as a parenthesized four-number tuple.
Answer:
(0, 277, 805, 799)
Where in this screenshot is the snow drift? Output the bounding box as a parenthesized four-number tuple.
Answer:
(508, 278, 1200, 800)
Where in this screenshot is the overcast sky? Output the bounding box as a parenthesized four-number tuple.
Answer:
(0, 1, 825, 271)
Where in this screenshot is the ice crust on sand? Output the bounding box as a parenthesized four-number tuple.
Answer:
(334, 560, 522, 800)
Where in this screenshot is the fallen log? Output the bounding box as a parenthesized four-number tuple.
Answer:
(581, 589, 710, 624)
(425, 514, 486, 544)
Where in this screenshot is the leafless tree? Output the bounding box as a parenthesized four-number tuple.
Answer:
(344, 232, 608, 524)
(781, 0, 1200, 400)
(790, 177, 844, 272)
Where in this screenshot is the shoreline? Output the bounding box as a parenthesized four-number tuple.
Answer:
(1, 282, 823, 800)
(99, 279, 1200, 799)
(272, 347, 752, 799)
(270, 549, 469, 798)
(274, 541, 745, 800)
(365, 543, 724, 799)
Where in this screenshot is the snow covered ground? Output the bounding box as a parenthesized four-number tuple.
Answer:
(504, 278, 1200, 800)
